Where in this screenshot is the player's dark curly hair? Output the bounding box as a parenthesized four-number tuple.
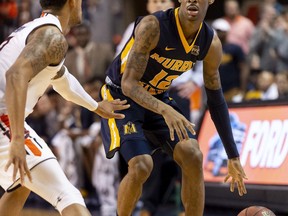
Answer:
(40, 0, 67, 10)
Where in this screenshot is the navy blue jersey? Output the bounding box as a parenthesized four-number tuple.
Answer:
(105, 8, 214, 95)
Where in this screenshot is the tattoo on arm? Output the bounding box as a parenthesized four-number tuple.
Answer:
(23, 27, 67, 76)
(23, 42, 47, 74)
(126, 16, 159, 72)
(203, 71, 221, 90)
(130, 85, 160, 111)
(203, 34, 223, 90)
(126, 51, 149, 72)
(124, 16, 161, 112)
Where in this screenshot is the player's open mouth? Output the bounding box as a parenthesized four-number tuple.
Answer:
(187, 5, 199, 16)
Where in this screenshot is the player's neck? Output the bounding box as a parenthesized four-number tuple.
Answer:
(42, 9, 70, 35)
(42, 9, 59, 17)
(178, 11, 202, 39)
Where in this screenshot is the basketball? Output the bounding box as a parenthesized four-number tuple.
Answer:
(237, 206, 276, 216)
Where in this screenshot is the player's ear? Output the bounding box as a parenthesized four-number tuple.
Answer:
(208, 0, 215, 5)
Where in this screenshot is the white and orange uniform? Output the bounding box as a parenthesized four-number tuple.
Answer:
(0, 14, 88, 212)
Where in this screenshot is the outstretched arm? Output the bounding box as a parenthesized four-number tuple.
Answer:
(203, 33, 247, 196)
(51, 66, 130, 119)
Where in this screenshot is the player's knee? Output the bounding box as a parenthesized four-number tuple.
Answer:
(174, 139, 203, 170)
(128, 155, 153, 182)
(54, 184, 86, 213)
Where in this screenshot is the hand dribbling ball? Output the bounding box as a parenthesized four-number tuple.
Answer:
(237, 206, 276, 216)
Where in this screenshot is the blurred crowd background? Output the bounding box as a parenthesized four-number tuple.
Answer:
(1, 0, 288, 215)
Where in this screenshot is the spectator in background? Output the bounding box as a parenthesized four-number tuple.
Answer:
(86, 0, 123, 49)
(25, 95, 51, 143)
(82, 0, 90, 21)
(30, 0, 42, 19)
(65, 22, 114, 83)
(51, 101, 82, 188)
(90, 122, 120, 216)
(25, 89, 64, 158)
(264, 0, 284, 15)
(80, 76, 104, 129)
(211, 18, 249, 103)
(45, 89, 65, 142)
(223, 0, 255, 55)
(275, 71, 288, 99)
(273, 9, 288, 73)
(282, 7, 288, 21)
(245, 70, 278, 101)
(249, 4, 278, 73)
(0, 0, 18, 42)
(17, 0, 31, 26)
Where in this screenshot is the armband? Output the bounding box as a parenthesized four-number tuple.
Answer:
(205, 87, 239, 159)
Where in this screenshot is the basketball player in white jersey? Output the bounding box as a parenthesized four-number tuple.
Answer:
(0, 0, 129, 215)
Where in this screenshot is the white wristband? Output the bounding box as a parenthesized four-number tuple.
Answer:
(51, 66, 98, 111)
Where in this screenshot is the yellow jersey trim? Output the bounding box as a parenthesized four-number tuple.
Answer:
(100, 84, 120, 151)
(174, 8, 203, 54)
(120, 37, 135, 74)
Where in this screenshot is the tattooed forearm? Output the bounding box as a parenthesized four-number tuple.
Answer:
(124, 51, 160, 112)
(130, 85, 160, 111)
(204, 71, 221, 90)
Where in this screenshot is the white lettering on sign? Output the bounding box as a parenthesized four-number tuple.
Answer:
(241, 120, 288, 168)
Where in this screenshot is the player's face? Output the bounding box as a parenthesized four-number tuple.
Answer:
(147, 0, 174, 14)
(69, 0, 83, 26)
(179, 0, 213, 21)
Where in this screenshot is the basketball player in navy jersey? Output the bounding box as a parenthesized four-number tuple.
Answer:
(100, 0, 247, 215)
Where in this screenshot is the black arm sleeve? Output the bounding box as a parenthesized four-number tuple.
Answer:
(205, 87, 239, 159)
